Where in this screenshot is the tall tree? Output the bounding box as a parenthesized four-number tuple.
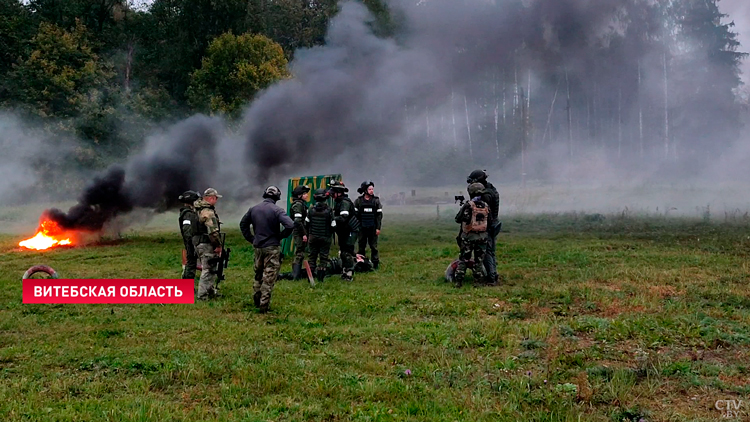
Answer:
(9, 20, 113, 118)
(187, 32, 288, 116)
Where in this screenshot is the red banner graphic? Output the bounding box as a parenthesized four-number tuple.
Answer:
(22, 279, 194, 304)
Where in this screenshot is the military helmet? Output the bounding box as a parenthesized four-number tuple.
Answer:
(178, 190, 200, 204)
(263, 185, 282, 201)
(292, 184, 310, 198)
(467, 182, 485, 197)
(357, 180, 375, 194)
(313, 188, 328, 202)
(467, 169, 488, 184)
(329, 180, 348, 193)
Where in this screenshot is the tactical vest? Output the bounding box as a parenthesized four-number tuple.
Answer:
(308, 203, 333, 238)
(358, 196, 377, 228)
(463, 200, 489, 234)
(178, 207, 198, 242)
(192, 205, 217, 245)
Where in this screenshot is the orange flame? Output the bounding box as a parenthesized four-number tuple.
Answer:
(19, 219, 74, 250)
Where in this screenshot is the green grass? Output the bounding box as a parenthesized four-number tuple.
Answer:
(1, 212, 749, 421)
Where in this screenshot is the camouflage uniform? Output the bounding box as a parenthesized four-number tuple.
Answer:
(305, 197, 336, 282)
(454, 192, 489, 287)
(194, 192, 222, 299)
(354, 192, 383, 269)
(333, 192, 358, 281)
(178, 204, 198, 280)
(253, 245, 282, 308)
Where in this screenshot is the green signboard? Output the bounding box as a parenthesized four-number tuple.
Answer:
(281, 174, 342, 257)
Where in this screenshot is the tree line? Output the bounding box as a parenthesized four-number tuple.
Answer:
(0, 0, 747, 187)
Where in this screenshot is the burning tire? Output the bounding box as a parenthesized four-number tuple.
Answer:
(22, 265, 59, 280)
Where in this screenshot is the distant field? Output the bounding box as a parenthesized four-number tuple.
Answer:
(1, 212, 749, 421)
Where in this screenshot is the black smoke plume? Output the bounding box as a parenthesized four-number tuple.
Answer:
(46, 114, 221, 231)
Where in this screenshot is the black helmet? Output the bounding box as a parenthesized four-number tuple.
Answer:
(313, 188, 328, 202)
(357, 180, 375, 194)
(329, 180, 348, 193)
(178, 190, 200, 204)
(263, 185, 282, 201)
(467, 169, 488, 184)
(292, 184, 310, 198)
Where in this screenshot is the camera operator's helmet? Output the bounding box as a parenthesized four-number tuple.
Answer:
(313, 188, 328, 202)
(357, 180, 375, 194)
(263, 185, 282, 201)
(292, 184, 310, 198)
(468, 183, 485, 198)
(178, 190, 200, 204)
(467, 169, 488, 184)
(329, 180, 348, 193)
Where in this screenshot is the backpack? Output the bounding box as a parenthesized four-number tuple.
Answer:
(463, 200, 488, 233)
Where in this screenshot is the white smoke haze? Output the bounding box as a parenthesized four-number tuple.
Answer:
(4, 0, 750, 231)
(720, 0, 750, 84)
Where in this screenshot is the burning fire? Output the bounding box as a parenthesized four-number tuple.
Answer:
(19, 218, 73, 250)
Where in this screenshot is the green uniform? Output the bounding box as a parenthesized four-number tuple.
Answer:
(291, 199, 308, 268)
(305, 201, 336, 282)
(334, 196, 358, 281)
(178, 206, 198, 280)
(193, 199, 221, 299)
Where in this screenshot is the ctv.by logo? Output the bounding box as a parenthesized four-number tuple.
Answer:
(715, 399, 744, 419)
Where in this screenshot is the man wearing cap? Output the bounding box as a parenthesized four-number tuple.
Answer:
(290, 184, 311, 280)
(239, 185, 295, 313)
(178, 190, 201, 280)
(193, 188, 223, 300)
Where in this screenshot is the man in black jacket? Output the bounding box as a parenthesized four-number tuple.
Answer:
(239, 186, 295, 313)
(467, 169, 501, 285)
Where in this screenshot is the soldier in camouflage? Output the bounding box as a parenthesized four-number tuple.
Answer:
(354, 181, 383, 270)
(290, 185, 311, 280)
(453, 183, 490, 287)
(467, 169, 501, 285)
(305, 188, 336, 283)
(239, 185, 294, 313)
(193, 188, 223, 299)
(178, 190, 201, 280)
(330, 181, 359, 281)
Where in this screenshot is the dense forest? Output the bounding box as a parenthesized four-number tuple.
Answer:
(0, 0, 747, 194)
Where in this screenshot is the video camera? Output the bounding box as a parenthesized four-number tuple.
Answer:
(454, 195, 465, 206)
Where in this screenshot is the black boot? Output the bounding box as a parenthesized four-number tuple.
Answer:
(253, 291, 261, 308)
(316, 268, 326, 283)
(373, 260, 379, 270)
(291, 263, 302, 280)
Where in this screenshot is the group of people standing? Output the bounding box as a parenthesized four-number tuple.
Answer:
(177, 180, 383, 313)
(289, 180, 383, 283)
(176, 170, 501, 311)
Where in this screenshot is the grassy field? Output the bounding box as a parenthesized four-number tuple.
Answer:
(1, 210, 750, 421)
